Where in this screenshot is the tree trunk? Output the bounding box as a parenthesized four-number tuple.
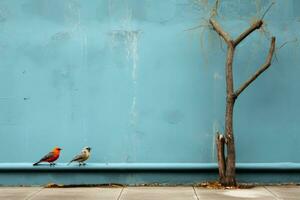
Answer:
(209, 16, 275, 187)
(220, 44, 237, 186)
(222, 97, 236, 186)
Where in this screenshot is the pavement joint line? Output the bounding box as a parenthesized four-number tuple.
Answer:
(192, 186, 200, 200)
(117, 186, 125, 200)
(24, 187, 44, 200)
(263, 186, 280, 200)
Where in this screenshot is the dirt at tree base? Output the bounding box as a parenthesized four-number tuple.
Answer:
(195, 181, 255, 189)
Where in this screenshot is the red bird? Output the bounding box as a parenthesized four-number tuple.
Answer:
(33, 147, 62, 166)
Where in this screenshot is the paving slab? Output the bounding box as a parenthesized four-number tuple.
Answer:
(1, 186, 300, 200)
(0, 187, 42, 200)
(266, 186, 300, 199)
(195, 186, 277, 200)
(30, 188, 122, 200)
(120, 187, 197, 200)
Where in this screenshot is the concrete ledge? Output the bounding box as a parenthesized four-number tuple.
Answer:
(1, 162, 300, 171)
(0, 163, 218, 171)
(1, 163, 300, 186)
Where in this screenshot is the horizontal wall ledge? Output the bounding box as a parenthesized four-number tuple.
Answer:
(1, 163, 300, 185)
(1, 162, 300, 171)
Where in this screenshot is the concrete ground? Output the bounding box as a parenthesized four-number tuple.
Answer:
(0, 186, 299, 200)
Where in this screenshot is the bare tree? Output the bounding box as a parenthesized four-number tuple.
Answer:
(209, 12, 276, 186)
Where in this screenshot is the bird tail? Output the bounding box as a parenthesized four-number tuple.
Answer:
(67, 161, 72, 166)
(33, 161, 40, 166)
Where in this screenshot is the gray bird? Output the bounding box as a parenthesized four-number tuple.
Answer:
(68, 147, 91, 166)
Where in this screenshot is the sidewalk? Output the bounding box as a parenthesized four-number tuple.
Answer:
(0, 185, 299, 200)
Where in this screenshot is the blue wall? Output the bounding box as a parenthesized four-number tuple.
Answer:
(0, 0, 299, 168)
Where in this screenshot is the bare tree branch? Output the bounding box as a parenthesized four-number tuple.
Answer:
(209, 18, 232, 45)
(234, 20, 263, 46)
(235, 37, 276, 97)
(227, 2, 274, 47)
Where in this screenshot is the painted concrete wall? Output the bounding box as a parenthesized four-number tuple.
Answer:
(0, 0, 299, 166)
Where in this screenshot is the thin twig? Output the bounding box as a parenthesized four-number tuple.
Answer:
(235, 37, 276, 97)
(200, 17, 210, 24)
(274, 52, 279, 63)
(261, 2, 275, 20)
(215, 0, 220, 11)
(184, 24, 210, 32)
(277, 41, 289, 50)
(219, 35, 225, 52)
(277, 38, 298, 50)
(260, 26, 272, 40)
(210, 0, 220, 18)
(274, 38, 297, 62)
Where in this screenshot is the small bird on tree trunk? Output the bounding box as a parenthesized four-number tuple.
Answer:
(68, 147, 91, 166)
(33, 147, 62, 166)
